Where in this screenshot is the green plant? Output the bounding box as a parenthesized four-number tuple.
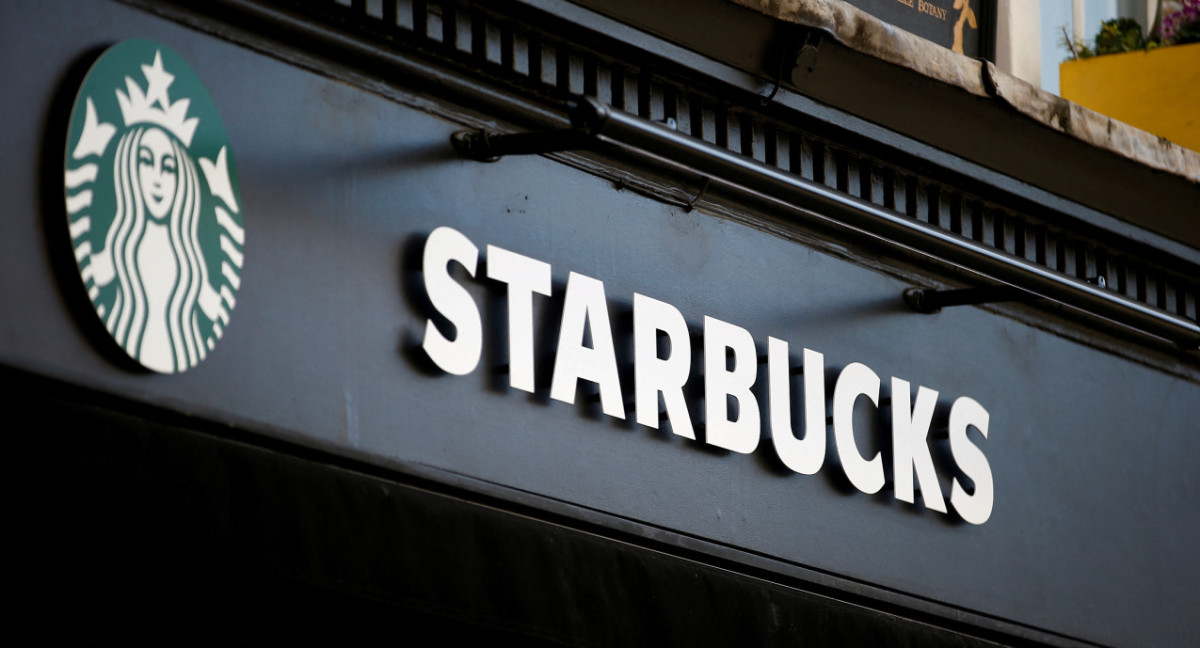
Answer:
(1060, 14, 1186, 61)
(1060, 27, 1094, 60)
(1093, 18, 1147, 53)
(1062, 0, 1200, 60)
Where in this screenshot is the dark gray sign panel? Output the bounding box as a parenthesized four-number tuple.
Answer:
(1, 2, 1196, 647)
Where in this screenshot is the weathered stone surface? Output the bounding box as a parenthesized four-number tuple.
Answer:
(731, 0, 1200, 183)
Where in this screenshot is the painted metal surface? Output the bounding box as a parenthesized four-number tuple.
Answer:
(11, 366, 1009, 647)
(453, 99, 1200, 347)
(2, 2, 1199, 646)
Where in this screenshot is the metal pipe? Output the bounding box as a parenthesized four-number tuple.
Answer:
(903, 285, 1042, 313)
(451, 127, 598, 161)
(566, 97, 1200, 349)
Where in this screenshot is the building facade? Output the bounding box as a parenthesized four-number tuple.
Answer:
(5, 0, 1199, 645)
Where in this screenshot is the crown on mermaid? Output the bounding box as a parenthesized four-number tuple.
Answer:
(116, 50, 199, 147)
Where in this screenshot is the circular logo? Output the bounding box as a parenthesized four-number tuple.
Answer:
(64, 41, 244, 373)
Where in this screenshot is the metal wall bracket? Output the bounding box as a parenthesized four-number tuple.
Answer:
(450, 126, 595, 162)
(451, 99, 601, 161)
(904, 277, 1108, 314)
(450, 96, 1200, 349)
(903, 285, 1040, 314)
(759, 31, 820, 106)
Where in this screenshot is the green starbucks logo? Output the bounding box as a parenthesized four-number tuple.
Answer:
(64, 41, 244, 373)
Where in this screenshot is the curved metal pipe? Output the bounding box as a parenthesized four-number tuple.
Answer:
(567, 97, 1200, 349)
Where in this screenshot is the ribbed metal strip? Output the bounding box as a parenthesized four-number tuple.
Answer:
(310, 0, 1198, 327)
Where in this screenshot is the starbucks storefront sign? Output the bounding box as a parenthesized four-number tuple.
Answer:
(64, 40, 245, 373)
(420, 225, 995, 525)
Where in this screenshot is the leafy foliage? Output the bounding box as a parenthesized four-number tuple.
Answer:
(1061, 1, 1200, 61)
(1093, 18, 1147, 54)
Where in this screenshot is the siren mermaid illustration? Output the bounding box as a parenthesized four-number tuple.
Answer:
(69, 49, 241, 373)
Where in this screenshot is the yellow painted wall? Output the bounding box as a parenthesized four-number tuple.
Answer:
(1060, 42, 1200, 152)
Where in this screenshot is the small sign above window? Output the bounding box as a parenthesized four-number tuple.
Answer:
(841, 0, 996, 59)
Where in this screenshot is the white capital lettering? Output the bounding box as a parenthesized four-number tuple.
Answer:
(634, 293, 694, 438)
(891, 377, 947, 512)
(768, 338, 826, 475)
(703, 316, 760, 454)
(833, 362, 884, 494)
(549, 271, 625, 419)
(486, 244, 552, 393)
(949, 396, 993, 525)
(421, 226, 481, 376)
